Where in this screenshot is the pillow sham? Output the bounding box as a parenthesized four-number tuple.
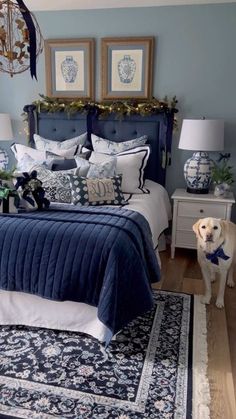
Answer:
(68, 174, 127, 206)
(91, 133, 147, 155)
(11, 143, 77, 164)
(32, 165, 76, 204)
(34, 132, 87, 153)
(89, 145, 151, 194)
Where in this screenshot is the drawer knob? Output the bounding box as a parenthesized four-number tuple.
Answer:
(200, 209, 204, 213)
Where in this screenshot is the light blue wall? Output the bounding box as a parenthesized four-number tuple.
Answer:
(0, 3, 236, 213)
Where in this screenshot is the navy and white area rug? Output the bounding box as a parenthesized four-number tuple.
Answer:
(0, 291, 210, 419)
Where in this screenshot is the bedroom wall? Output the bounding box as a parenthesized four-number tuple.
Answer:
(0, 2, 236, 215)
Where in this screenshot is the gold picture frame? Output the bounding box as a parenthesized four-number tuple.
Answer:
(101, 37, 154, 100)
(45, 38, 95, 99)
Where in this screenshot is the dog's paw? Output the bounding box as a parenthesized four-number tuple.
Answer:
(227, 279, 235, 288)
(201, 295, 211, 305)
(216, 299, 224, 309)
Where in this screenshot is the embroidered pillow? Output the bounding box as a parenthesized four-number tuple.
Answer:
(91, 134, 148, 155)
(32, 165, 77, 204)
(34, 132, 87, 153)
(89, 145, 151, 194)
(68, 175, 127, 206)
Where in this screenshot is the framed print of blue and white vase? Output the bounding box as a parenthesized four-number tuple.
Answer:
(184, 152, 214, 194)
(0, 148, 9, 170)
(61, 56, 78, 83)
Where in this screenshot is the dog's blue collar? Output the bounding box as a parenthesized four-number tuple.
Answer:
(205, 242, 230, 265)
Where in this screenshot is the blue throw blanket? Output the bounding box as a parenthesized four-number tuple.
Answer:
(0, 207, 160, 341)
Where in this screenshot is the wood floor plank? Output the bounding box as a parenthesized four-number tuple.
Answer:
(159, 248, 236, 418)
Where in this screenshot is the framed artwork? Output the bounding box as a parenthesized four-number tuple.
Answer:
(101, 37, 154, 100)
(45, 39, 94, 99)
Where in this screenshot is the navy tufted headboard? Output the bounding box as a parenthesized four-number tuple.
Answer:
(24, 105, 174, 186)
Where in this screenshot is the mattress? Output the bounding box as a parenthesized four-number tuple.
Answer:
(0, 180, 171, 341)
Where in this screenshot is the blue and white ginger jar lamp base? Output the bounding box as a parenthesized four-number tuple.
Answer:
(184, 152, 214, 194)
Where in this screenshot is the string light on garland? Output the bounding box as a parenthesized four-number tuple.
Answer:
(0, 0, 43, 78)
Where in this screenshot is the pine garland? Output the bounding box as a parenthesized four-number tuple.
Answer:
(33, 94, 178, 118)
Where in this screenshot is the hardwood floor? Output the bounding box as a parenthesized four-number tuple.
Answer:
(154, 247, 236, 419)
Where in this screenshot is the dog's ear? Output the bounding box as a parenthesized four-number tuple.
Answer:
(193, 219, 201, 237)
(219, 219, 227, 240)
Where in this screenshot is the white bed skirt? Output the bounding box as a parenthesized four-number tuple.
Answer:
(0, 290, 109, 342)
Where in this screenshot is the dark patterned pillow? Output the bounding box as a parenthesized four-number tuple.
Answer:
(32, 165, 74, 203)
(68, 175, 127, 206)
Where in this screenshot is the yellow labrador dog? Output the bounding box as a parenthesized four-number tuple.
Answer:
(193, 217, 236, 308)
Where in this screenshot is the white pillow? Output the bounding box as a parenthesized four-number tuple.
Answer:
(11, 143, 77, 164)
(34, 132, 87, 153)
(89, 145, 150, 193)
(91, 134, 147, 154)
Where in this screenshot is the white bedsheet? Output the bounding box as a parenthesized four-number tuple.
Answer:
(0, 180, 171, 341)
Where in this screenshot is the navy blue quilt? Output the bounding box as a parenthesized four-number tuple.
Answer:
(0, 207, 160, 341)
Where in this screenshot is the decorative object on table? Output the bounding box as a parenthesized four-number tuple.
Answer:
(0, 0, 43, 78)
(15, 170, 50, 210)
(101, 37, 154, 100)
(45, 39, 95, 99)
(0, 113, 13, 169)
(178, 118, 224, 194)
(212, 153, 234, 197)
(0, 291, 210, 419)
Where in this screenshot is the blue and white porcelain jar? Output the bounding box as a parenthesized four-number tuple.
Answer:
(61, 56, 78, 83)
(118, 55, 136, 84)
(184, 152, 214, 194)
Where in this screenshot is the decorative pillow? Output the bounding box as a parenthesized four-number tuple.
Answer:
(89, 145, 151, 194)
(11, 143, 77, 168)
(34, 132, 87, 153)
(74, 155, 117, 179)
(87, 158, 117, 179)
(91, 134, 148, 155)
(50, 158, 77, 171)
(32, 165, 77, 204)
(68, 175, 127, 206)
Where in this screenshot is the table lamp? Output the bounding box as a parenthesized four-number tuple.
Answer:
(178, 118, 224, 194)
(0, 113, 13, 170)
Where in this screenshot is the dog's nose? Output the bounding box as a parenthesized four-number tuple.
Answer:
(206, 233, 213, 241)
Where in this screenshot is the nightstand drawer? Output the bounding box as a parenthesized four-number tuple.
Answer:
(176, 231, 197, 247)
(177, 217, 199, 231)
(177, 202, 226, 219)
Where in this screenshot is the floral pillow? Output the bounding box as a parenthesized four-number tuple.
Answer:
(68, 174, 127, 206)
(91, 134, 148, 155)
(75, 155, 117, 179)
(34, 132, 87, 154)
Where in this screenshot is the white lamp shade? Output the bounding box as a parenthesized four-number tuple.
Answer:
(178, 119, 224, 151)
(0, 113, 13, 141)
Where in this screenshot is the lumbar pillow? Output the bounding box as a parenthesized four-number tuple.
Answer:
(91, 134, 147, 155)
(68, 175, 127, 206)
(89, 145, 151, 194)
(34, 132, 87, 153)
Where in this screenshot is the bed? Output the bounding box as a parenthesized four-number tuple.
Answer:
(0, 105, 174, 343)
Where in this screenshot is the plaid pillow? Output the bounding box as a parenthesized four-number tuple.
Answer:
(68, 174, 127, 207)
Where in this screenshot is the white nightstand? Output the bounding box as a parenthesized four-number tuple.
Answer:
(171, 188, 235, 259)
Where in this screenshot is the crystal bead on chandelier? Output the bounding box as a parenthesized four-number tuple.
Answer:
(0, 0, 43, 77)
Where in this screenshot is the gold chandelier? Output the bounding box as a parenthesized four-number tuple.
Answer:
(0, 0, 43, 78)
